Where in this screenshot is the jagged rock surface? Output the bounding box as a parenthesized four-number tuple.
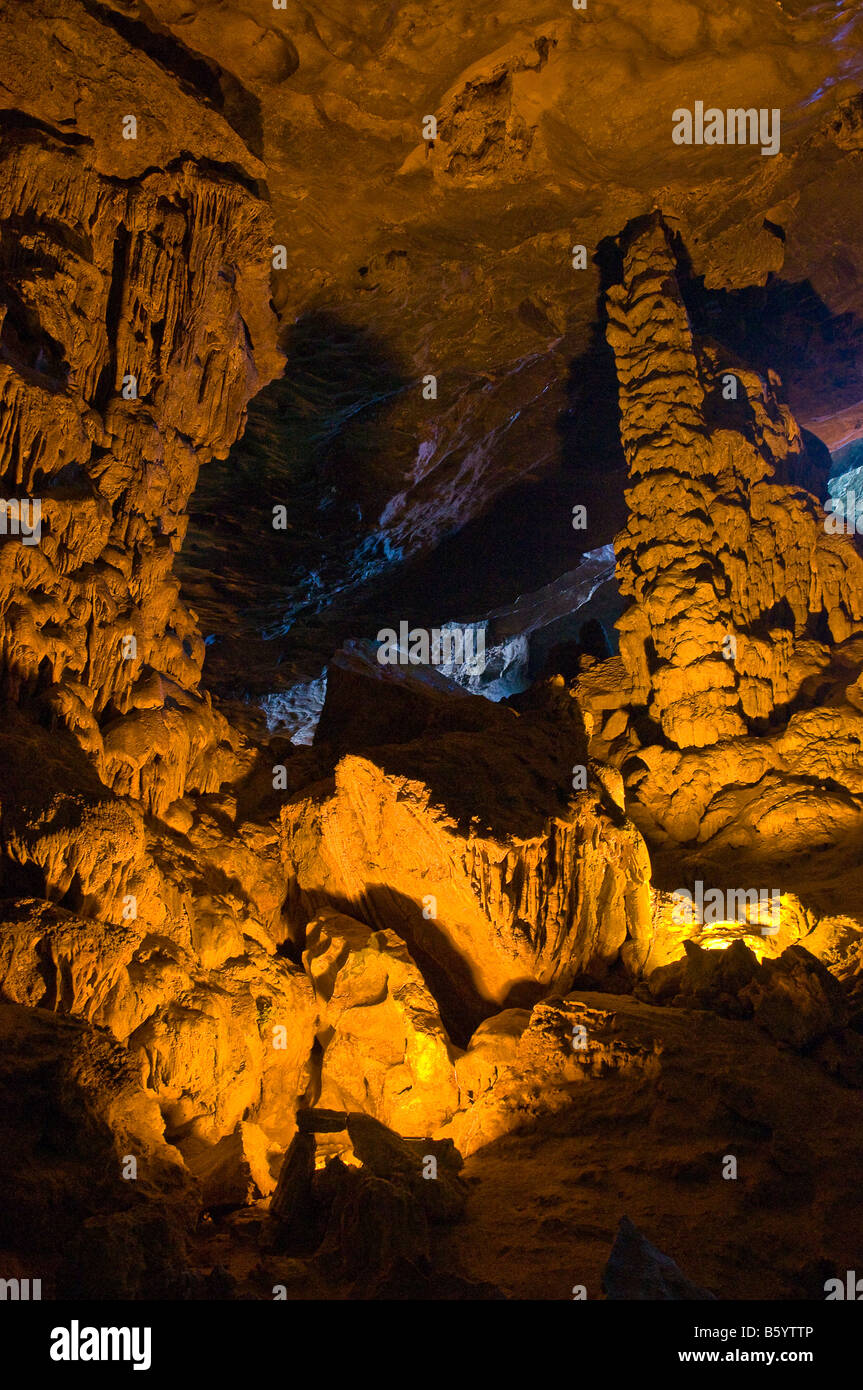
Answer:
(642, 940, 850, 1050)
(4, 0, 863, 1307)
(0, 648, 318, 1166)
(282, 657, 652, 1032)
(605, 214, 863, 750)
(443, 990, 863, 1299)
(0, 3, 281, 813)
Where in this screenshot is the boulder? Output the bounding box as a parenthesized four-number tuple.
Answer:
(314, 640, 499, 753)
(650, 941, 848, 1047)
(673, 938, 761, 1011)
(440, 995, 661, 1157)
(742, 945, 849, 1048)
(297, 1108, 350, 1133)
(603, 1216, 717, 1300)
(266, 1132, 317, 1253)
(303, 909, 460, 1133)
(346, 1112, 467, 1225)
(643, 941, 848, 1049)
(316, 1169, 430, 1284)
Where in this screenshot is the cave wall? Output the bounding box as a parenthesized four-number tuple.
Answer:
(0, 0, 282, 812)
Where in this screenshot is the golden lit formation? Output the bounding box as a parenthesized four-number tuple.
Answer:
(1, 0, 863, 1347)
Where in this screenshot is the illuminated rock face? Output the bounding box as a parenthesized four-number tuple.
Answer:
(304, 910, 460, 1133)
(283, 753, 652, 1031)
(608, 214, 863, 750)
(0, 710, 319, 1158)
(0, 58, 302, 1182)
(0, 107, 280, 814)
(582, 229, 863, 935)
(0, 894, 318, 1150)
(279, 648, 652, 1032)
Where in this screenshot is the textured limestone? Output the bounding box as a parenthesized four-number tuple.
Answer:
(282, 664, 652, 1031)
(266, 1131, 316, 1251)
(0, 1002, 194, 1297)
(439, 993, 668, 1158)
(589, 692, 863, 962)
(0, 0, 326, 1207)
(4, 0, 863, 1306)
(0, 893, 318, 1149)
(446, 990, 863, 1299)
(0, 62, 280, 813)
(159, 0, 863, 690)
(643, 940, 849, 1050)
(303, 909, 460, 1134)
(557, 216, 863, 979)
(605, 214, 863, 750)
(0, 705, 320, 1158)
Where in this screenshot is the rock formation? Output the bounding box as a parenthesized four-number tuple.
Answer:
(443, 989, 863, 1301)
(283, 646, 653, 1033)
(303, 909, 460, 1134)
(573, 217, 863, 977)
(606, 213, 863, 750)
(603, 1216, 717, 1300)
(0, 1, 281, 813)
(2, 0, 863, 1313)
(0, 1001, 195, 1299)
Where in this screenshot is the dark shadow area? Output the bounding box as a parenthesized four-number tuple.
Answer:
(0, 282, 69, 382)
(678, 265, 863, 448)
(81, 0, 224, 104)
(371, 464, 621, 627)
(181, 301, 630, 705)
(557, 235, 627, 480)
(0, 109, 91, 145)
(0, 1002, 192, 1298)
(305, 640, 590, 831)
(182, 218, 862, 733)
(177, 311, 412, 697)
